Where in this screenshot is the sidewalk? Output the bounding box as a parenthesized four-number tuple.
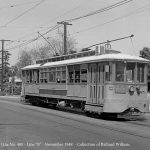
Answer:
(0, 95, 20, 101)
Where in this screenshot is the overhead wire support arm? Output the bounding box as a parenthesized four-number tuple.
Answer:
(86, 34, 134, 49)
(37, 32, 56, 55)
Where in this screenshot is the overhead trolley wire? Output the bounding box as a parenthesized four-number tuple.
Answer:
(65, 0, 133, 22)
(70, 2, 150, 36)
(4, 0, 133, 51)
(40, 0, 91, 26)
(5, 38, 38, 51)
(3, 0, 85, 43)
(41, 24, 62, 36)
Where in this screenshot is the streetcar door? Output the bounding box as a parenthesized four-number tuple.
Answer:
(97, 63, 105, 105)
(88, 63, 97, 104)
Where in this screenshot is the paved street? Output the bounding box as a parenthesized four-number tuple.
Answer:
(0, 97, 150, 150)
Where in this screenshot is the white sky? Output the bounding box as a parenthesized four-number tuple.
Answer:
(0, 0, 150, 66)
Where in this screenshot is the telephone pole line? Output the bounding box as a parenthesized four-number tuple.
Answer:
(57, 21, 72, 55)
(0, 39, 10, 92)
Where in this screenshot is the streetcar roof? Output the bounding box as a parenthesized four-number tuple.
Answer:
(22, 53, 149, 70)
(22, 64, 41, 70)
(42, 53, 149, 67)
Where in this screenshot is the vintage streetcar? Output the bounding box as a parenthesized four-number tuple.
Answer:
(21, 47, 149, 119)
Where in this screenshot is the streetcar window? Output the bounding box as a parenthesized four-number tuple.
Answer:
(68, 66, 74, 83)
(26, 71, 30, 83)
(126, 63, 135, 82)
(105, 63, 112, 81)
(30, 70, 32, 83)
(116, 62, 125, 82)
(40, 79, 43, 83)
(37, 70, 39, 83)
(33, 70, 38, 83)
(56, 68, 61, 83)
(81, 69, 87, 83)
(137, 63, 145, 83)
(41, 72, 43, 78)
(93, 66, 96, 83)
(49, 67, 56, 82)
(61, 66, 66, 83)
(56, 67, 61, 83)
(74, 65, 80, 83)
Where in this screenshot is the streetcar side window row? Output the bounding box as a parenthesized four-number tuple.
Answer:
(23, 65, 87, 84)
(22, 62, 146, 84)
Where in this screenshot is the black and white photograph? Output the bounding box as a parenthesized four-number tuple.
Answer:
(0, 0, 150, 149)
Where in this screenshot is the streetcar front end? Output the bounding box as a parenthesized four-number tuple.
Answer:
(103, 60, 149, 119)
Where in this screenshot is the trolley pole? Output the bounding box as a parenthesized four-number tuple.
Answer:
(0, 39, 10, 92)
(86, 34, 134, 49)
(57, 21, 72, 55)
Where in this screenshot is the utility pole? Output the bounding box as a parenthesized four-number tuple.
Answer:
(0, 40, 10, 92)
(57, 21, 72, 55)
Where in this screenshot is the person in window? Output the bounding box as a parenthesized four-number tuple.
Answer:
(75, 75, 80, 83)
(116, 73, 124, 82)
(57, 78, 60, 83)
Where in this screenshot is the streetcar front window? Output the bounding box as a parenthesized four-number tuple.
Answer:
(126, 62, 135, 83)
(137, 63, 145, 83)
(116, 62, 125, 82)
(105, 63, 112, 81)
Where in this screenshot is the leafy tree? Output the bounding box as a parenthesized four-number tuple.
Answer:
(140, 47, 150, 59)
(0, 51, 12, 93)
(0, 51, 11, 78)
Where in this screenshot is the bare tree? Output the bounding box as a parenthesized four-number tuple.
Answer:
(13, 30, 78, 77)
(13, 48, 32, 77)
(32, 29, 77, 58)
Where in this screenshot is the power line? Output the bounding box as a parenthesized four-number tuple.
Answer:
(4, 0, 88, 47)
(65, 0, 133, 22)
(3, 0, 132, 46)
(5, 24, 61, 50)
(6, 38, 38, 51)
(37, 31, 56, 55)
(70, 2, 150, 36)
(0, 0, 41, 10)
(3, 0, 138, 52)
(1, 0, 46, 27)
(5, 24, 61, 48)
(41, 24, 62, 36)
(0, 25, 48, 29)
(40, 0, 91, 26)
(18, 0, 132, 52)
(9, 0, 44, 8)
